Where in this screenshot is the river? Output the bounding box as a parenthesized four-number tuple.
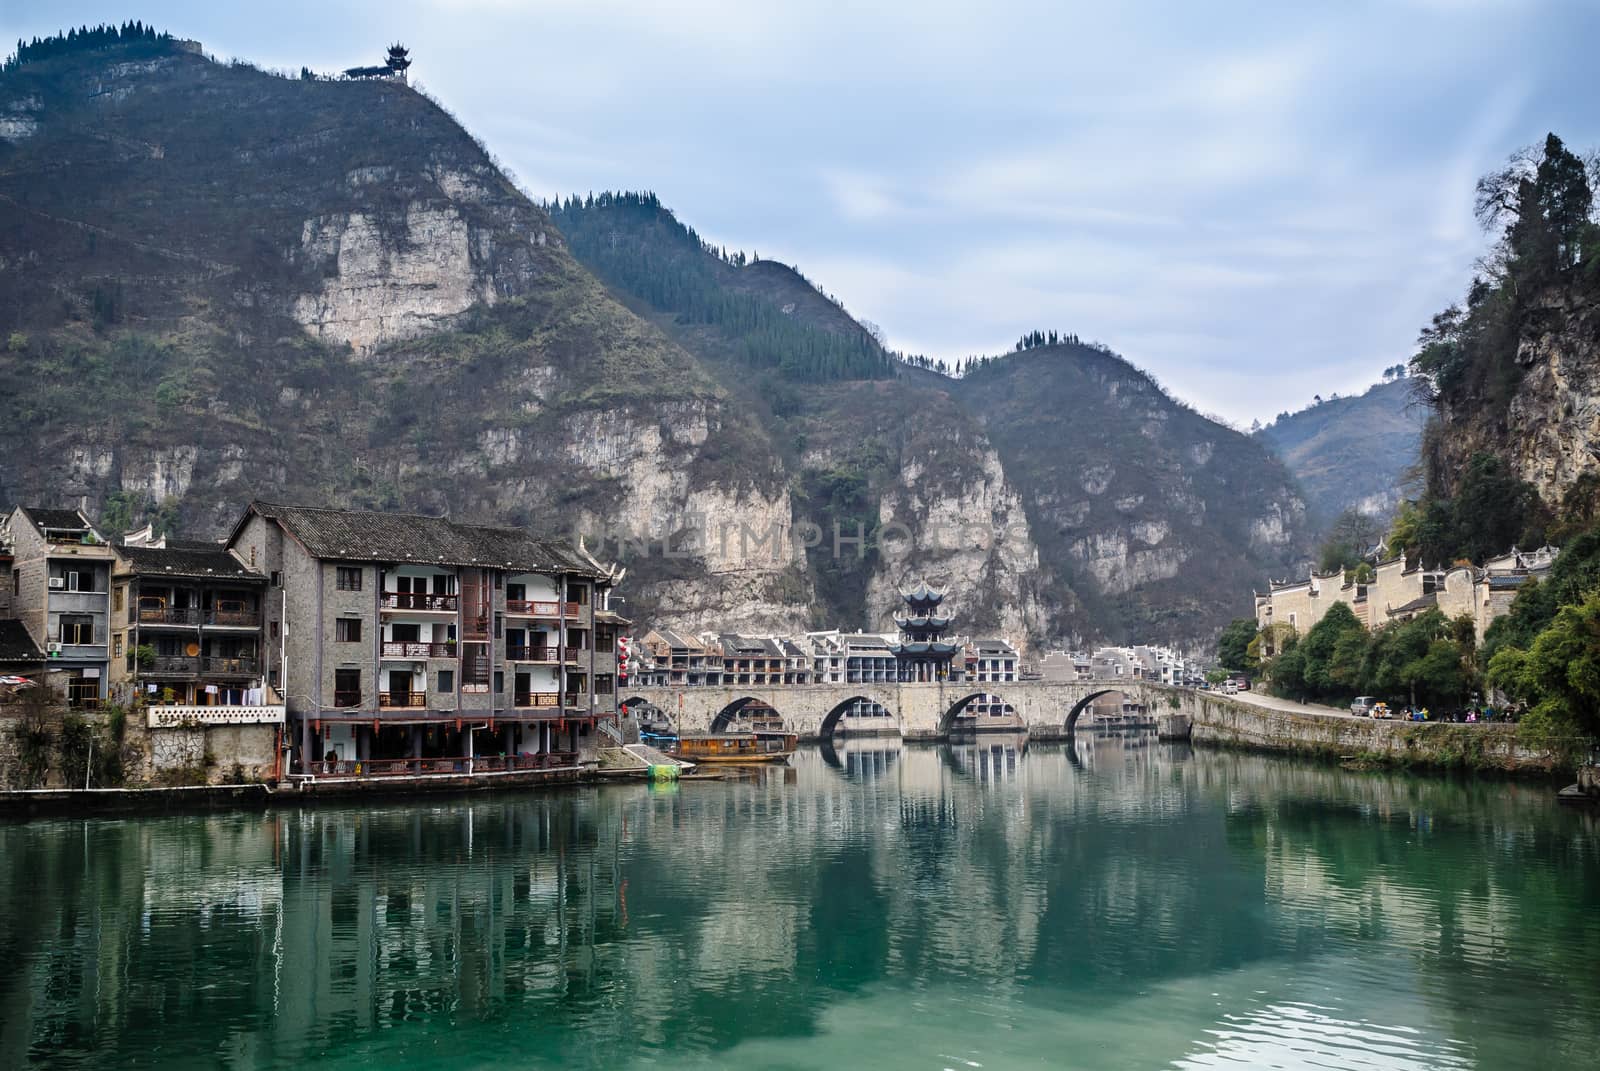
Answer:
(2, 733, 1597, 1069)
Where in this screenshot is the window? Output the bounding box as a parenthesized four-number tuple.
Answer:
(270, 621, 280, 640)
(506, 582, 526, 602)
(334, 668, 361, 707)
(494, 613, 503, 639)
(113, 634, 123, 659)
(270, 571, 282, 587)
(493, 670, 504, 693)
(65, 571, 81, 592)
(113, 586, 124, 612)
(335, 618, 362, 643)
(493, 572, 502, 590)
(59, 616, 93, 645)
(336, 566, 362, 591)
(438, 669, 455, 693)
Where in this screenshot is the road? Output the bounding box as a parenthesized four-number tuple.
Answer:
(1221, 688, 1357, 721)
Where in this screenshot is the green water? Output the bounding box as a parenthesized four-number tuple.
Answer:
(2, 735, 1598, 1070)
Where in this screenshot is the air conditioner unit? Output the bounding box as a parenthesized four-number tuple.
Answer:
(46, 642, 62, 655)
(48, 578, 65, 589)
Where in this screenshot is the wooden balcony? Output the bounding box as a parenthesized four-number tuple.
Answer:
(381, 641, 457, 658)
(505, 645, 557, 662)
(202, 656, 258, 675)
(207, 608, 260, 628)
(504, 599, 582, 618)
(380, 592, 458, 612)
(137, 606, 260, 627)
(138, 606, 202, 626)
(378, 691, 428, 709)
(512, 692, 560, 709)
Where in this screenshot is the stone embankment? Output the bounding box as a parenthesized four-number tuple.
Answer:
(1171, 691, 1566, 774)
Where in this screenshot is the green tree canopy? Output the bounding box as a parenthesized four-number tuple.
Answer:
(1216, 618, 1259, 675)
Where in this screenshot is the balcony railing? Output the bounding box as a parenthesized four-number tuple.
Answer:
(207, 609, 260, 628)
(203, 656, 258, 675)
(504, 600, 583, 617)
(147, 655, 199, 674)
(139, 606, 201, 625)
(381, 641, 458, 658)
(513, 692, 560, 708)
(148, 704, 285, 729)
(380, 592, 458, 611)
(505, 646, 557, 662)
(378, 692, 428, 709)
(308, 753, 579, 778)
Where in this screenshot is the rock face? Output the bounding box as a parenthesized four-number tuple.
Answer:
(1423, 293, 1600, 515)
(292, 203, 498, 352)
(1495, 295, 1600, 503)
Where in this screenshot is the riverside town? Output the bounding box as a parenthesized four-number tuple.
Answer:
(3, 13, 1600, 1071)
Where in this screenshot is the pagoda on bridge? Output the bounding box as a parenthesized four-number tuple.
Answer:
(889, 581, 961, 682)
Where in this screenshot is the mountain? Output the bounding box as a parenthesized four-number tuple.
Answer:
(0, 32, 1311, 648)
(554, 194, 1312, 645)
(1254, 379, 1426, 523)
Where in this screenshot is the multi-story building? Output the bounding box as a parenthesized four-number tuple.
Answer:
(225, 501, 624, 775)
(1254, 544, 1560, 649)
(108, 527, 272, 714)
(2, 506, 116, 706)
(967, 639, 1018, 683)
(641, 629, 720, 686)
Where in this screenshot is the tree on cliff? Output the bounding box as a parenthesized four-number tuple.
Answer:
(1487, 589, 1600, 745)
(1216, 617, 1259, 674)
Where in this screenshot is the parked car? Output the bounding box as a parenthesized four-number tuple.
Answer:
(1350, 696, 1377, 717)
(1223, 681, 1239, 695)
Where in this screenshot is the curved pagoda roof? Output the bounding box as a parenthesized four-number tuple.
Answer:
(894, 614, 950, 630)
(901, 581, 945, 608)
(888, 641, 960, 657)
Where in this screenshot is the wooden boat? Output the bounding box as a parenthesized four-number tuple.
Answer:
(655, 730, 798, 764)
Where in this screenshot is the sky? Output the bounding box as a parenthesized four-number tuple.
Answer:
(6, 1, 1600, 425)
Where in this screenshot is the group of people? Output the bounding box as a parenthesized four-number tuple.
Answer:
(1394, 705, 1514, 723)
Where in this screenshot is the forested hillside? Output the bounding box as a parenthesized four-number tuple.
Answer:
(1255, 377, 1426, 525)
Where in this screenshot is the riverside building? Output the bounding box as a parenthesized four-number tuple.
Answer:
(224, 501, 625, 775)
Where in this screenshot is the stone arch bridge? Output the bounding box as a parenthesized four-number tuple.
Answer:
(623, 680, 1176, 740)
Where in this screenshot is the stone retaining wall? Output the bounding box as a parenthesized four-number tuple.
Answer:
(1177, 693, 1562, 773)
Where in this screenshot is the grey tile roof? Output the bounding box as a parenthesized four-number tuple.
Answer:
(0, 619, 43, 664)
(20, 507, 92, 531)
(243, 501, 606, 577)
(118, 544, 264, 581)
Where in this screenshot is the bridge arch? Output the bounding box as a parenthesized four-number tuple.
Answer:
(709, 696, 787, 733)
(621, 695, 674, 732)
(1064, 688, 1120, 733)
(939, 691, 1018, 733)
(817, 693, 900, 738)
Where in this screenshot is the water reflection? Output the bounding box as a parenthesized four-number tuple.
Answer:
(1, 736, 1598, 1070)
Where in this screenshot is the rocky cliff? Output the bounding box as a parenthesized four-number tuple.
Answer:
(1428, 291, 1600, 513)
(0, 38, 1311, 648)
(0, 39, 810, 636)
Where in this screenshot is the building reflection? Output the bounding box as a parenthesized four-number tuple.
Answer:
(0, 737, 1596, 1068)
